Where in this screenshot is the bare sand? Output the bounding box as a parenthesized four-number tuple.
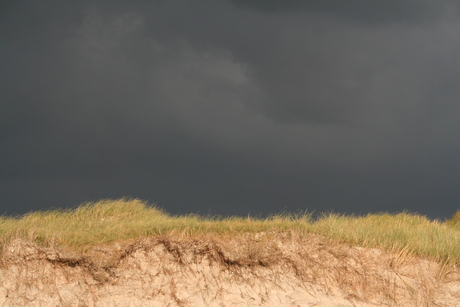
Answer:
(1, 232, 459, 306)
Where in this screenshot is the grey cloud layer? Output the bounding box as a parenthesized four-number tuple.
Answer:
(2, 0, 460, 217)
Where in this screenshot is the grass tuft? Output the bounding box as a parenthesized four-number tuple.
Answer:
(446, 211, 460, 228)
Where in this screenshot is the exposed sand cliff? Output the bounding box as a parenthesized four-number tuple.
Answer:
(1, 232, 459, 306)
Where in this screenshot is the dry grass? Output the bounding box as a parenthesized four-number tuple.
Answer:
(0, 198, 310, 250)
(1, 198, 459, 265)
(311, 212, 460, 266)
(1, 198, 459, 306)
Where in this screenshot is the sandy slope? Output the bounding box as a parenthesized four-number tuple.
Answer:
(1, 233, 459, 306)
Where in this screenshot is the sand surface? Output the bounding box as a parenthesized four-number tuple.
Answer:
(1, 233, 459, 306)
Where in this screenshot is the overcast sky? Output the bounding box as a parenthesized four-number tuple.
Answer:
(2, 0, 460, 219)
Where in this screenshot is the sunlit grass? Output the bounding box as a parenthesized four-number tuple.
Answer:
(311, 212, 460, 265)
(0, 199, 311, 247)
(1, 198, 459, 265)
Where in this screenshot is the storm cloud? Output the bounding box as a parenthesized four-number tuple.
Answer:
(2, 0, 460, 218)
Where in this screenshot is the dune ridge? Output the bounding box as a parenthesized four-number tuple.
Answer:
(1, 231, 459, 306)
(1, 199, 460, 306)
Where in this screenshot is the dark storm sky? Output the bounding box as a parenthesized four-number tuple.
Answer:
(2, 0, 460, 218)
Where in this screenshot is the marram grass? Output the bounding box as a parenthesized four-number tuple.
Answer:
(311, 212, 460, 265)
(1, 198, 459, 265)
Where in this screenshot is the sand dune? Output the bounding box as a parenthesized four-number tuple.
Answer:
(1, 232, 459, 306)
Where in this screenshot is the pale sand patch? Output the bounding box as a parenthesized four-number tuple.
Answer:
(1, 233, 459, 306)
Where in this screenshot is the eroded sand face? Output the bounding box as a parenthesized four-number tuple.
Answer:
(1, 233, 459, 306)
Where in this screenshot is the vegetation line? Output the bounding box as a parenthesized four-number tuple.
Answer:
(1, 198, 459, 265)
